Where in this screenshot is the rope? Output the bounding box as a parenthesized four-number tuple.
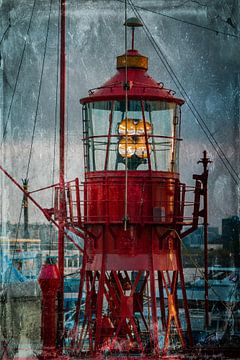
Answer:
(1, 0, 37, 145)
(128, 0, 240, 186)
(115, 0, 239, 39)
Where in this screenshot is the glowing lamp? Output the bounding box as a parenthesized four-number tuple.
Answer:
(118, 137, 135, 158)
(118, 118, 135, 135)
(135, 120, 152, 135)
(135, 136, 151, 158)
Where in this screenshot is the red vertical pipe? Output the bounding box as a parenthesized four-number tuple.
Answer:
(149, 230, 159, 355)
(95, 226, 107, 351)
(57, 0, 66, 348)
(157, 270, 166, 331)
(202, 151, 209, 329)
(67, 182, 73, 222)
(197, 151, 211, 329)
(204, 178, 209, 329)
(178, 252, 193, 346)
(75, 177, 82, 225)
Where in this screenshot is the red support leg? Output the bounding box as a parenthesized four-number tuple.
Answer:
(95, 269, 105, 351)
(158, 270, 166, 331)
(179, 256, 193, 346)
(149, 269, 160, 356)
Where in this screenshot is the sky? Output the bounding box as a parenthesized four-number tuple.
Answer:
(0, 0, 239, 230)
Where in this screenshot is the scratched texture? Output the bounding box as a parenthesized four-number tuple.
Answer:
(0, 0, 239, 228)
(0, 1, 239, 355)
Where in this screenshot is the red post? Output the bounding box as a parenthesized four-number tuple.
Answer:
(57, 0, 66, 348)
(198, 150, 211, 329)
(158, 271, 166, 330)
(75, 177, 82, 225)
(38, 258, 60, 357)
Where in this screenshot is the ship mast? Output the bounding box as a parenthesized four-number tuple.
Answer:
(22, 178, 30, 241)
(57, 0, 66, 348)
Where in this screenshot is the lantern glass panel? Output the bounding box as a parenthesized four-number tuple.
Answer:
(83, 101, 112, 171)
(110, 100, 149, 170)
(144, 101, 180, 172)
(83, 100, 181, 172)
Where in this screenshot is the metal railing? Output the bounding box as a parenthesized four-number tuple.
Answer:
(54, 178, 198, 227)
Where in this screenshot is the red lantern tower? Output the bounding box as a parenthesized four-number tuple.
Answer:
(71, 18, 206, 357)
(0, 11, 211, 357)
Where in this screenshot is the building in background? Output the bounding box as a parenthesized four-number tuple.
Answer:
(222, 216, 240, 268)
(184, 226, 221, 249)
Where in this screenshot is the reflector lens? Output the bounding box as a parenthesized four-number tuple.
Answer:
(118, 137, 135, 158)
(135, 120, 152, 135)
(135, 136, 152, 158)
(118, 119, 152, 159)
(118, 119, 135, 135)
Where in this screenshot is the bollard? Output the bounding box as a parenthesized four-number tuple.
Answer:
(38, 256, 60, 358)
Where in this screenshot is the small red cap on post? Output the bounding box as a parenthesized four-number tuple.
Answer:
(38, 256, 61, 294)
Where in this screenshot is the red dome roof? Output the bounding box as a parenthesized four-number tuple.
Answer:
(80, 50, 184, 105)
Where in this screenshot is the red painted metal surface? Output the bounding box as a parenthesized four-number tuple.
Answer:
(71, 37, 204, 357)
(80, 50, 184, 105)
(57, 0, 66, 348)
(85, 171, 179, 225)
(38, 260, 60, 356)
(0, 19, 210, 358)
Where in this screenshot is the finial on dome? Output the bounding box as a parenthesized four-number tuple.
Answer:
(124, 17, 143, 50)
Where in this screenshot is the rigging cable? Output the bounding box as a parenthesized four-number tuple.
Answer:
(129, 0, 239, 186)
(2, 0, 51, 285)
(26, 0, 53, 178)
(4, 0, 53, 289)
(1, 0, 37, 145)
(126, 0, 240, 331)
(0, 4, 36, 357)
(115, 0, 239, 39)
(1, 3, 53, 357)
